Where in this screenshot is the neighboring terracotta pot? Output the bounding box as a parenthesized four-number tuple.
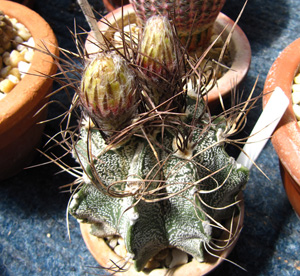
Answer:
(0, 0, 59, 180)
(263, 38, 300, 217)
(85, 4, 251, 108)
(80, 198, 244, 276)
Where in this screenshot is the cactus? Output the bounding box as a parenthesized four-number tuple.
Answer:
(0, 11, 16, 54)
(69, 101, 248, 271)
(129, 0, 226, 50)
(59, 5, 250, 273)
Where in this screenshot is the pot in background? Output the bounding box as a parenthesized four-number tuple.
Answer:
(0, 1, 59, 180)
(263, 38, 300, 217)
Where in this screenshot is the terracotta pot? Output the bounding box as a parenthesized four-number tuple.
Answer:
(85, 4, 251, 109)
(80, 199, 244, 276)
(0, 0, 59, 180)
(263, 38, 300, 217)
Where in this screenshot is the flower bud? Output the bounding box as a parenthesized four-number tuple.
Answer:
(138, 15, 177, 82)
(80, 52, 137, 136)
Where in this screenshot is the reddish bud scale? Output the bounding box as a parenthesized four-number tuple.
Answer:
(80, 53, 137, 135)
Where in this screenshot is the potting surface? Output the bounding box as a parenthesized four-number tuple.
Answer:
(1, 0, 300, 275)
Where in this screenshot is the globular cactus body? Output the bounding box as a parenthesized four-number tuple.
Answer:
(69, 109, 248, 271)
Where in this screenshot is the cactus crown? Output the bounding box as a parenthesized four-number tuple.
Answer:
(49, 3, 253, 273)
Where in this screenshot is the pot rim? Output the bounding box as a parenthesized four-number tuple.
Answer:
(263, 37, 300, 187)
(0, 0, 59, 133)
(84, 4, 251, 107)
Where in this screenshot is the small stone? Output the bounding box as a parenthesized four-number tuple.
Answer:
(169, 248, 188, 268)
(2, 52, 10, 65)
(18, 28, 31, 41)
(9, 67, 21, 79)
(292, 84, 300, 93)
(294, 73, 300, 84)
(164, 252, 172, 268)
(14, 35, 24, 45)
(15, 22, 26, 30)
(9, 17, 18, 26)
(0, 78, 16, 93)
(18, 61, 31, 76)
(7, 74, 19, 84)
(4, 50, 25, 67)
(292, 104, 300, 121)
(108, 237, 118, 249)
(292, 91, 300, 105)
(16, 44, 26, 52)
(24, 37, 35, 48)
(24, 49, 34, 63)
(114, 244, 127, 258)
(117, 236, 125, 246)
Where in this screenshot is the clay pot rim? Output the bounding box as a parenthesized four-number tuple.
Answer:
(263, 38, 300, 187)
(0, 0, 59, 133)
(85, 4, 251, 107)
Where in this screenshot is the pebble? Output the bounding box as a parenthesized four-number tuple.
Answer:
(169, 248, 188, 268)
(114, 243, 127, 258)
(292, 70, 300, 124)
(292, 91, 300, 105)
(108, 236, 118, 249)
(292, 84, 300, 93)
(0, 78, 16, 93)
(293, 104, 300, 121)
(294, 73, 300, 84)
(117, 236, 125, 246)
(18, 61, 31, 77)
